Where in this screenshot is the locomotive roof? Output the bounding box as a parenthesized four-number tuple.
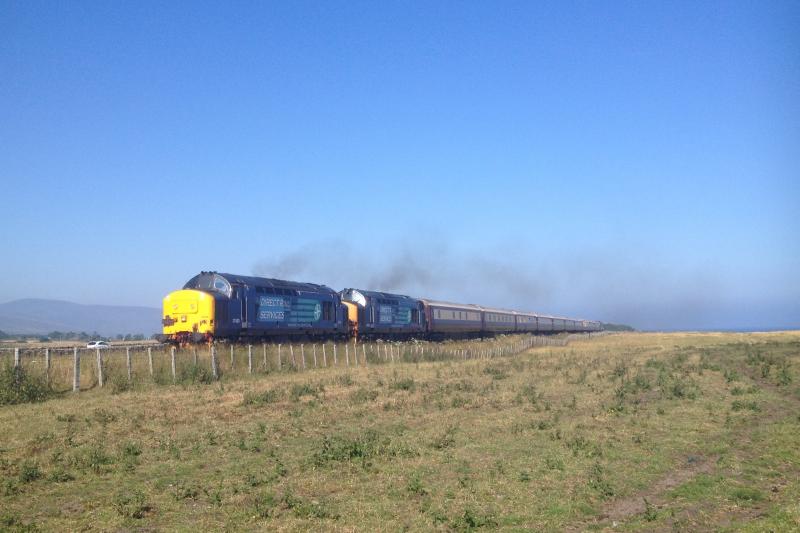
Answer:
(343, 288, 418, 301)
(192, 272, 337, 294)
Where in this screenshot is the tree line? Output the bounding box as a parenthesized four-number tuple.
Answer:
(0, 330, 152, 342)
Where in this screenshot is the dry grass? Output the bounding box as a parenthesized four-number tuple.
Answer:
(1, 331, 799, 531)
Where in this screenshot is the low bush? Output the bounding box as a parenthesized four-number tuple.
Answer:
(390, 378, 416, 391)
(243, 388, 282, 406)
(0, 365, 52, 405)
(113, 489, 150, 519)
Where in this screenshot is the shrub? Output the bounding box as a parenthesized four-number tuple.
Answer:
(0, 512, 39, 532)
(390, 378, 416, 391)
(544, 456, 564, 472)
(253, 491, 278, 518)
(334, 374, 354, 387)
(350, 387, 379, 404)
(776, 364, 792, 386)
(731, 400, 760, 412)
(179, 364, 214, 385)
(18, 461, 42, 483)
(122, 441, 142, 457)
(723, 369, 740, 383)
(74, 443, 114, 474)
(483, 366, 508, 380)
(517, 383, 540, 405)
(587, 462, 614, 499)
(47, 468, 75, 483)
(113, 489, 150, 519)
(407, 472, 428, 495)
(173, 482, 200, 501)
(452, 507, 497, 530)
(91, 408, 117, 425)
(282, 490, 338, 519)
(313, 430, 386, 466)
(109, 374, 131, 395)
(730, 486, 765, 502)
(0, 365, 52, 405)
(290, 383, 322, 401)
(643, 498, 658, 521)
(243, 388, 282, 406)
(432, 426, 457, 450)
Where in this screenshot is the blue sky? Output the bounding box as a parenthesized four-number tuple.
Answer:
(1, 1, 798, 330)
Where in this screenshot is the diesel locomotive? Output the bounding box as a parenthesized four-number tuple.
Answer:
(159, 271, 601, 343)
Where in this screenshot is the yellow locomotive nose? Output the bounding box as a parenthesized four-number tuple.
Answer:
(162, 289, 215, 339)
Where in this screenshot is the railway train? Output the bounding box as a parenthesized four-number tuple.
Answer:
(158, 271, 602, 343)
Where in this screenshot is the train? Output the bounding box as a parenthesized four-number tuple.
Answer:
(158, 271, 602, 343)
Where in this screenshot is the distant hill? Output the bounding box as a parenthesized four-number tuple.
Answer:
(0, 299, 161, 337)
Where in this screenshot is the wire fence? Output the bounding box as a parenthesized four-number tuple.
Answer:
(0, 333, 607, 393)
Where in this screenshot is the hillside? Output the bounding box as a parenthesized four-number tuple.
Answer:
(0, 299, 161, 337)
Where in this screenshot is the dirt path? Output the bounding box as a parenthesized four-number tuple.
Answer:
(572, 347, 800, 532)
(599, 454, 717, 523)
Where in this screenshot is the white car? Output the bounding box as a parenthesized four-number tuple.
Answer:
(86, 341, 111, 349)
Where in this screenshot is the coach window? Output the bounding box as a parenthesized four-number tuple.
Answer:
(411, 309, 419, 323)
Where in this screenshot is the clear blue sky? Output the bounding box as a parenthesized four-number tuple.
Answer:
(1, 1, 798, 330)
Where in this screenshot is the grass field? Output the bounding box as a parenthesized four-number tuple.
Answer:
(1, 332, 799, 531)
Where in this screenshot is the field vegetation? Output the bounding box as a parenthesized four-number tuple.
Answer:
(1, 332, 799, 531)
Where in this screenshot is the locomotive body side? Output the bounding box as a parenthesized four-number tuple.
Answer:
(163, 272, 347, 342)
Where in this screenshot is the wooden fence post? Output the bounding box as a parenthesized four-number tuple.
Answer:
(262, 343, 267, 370)
(230, 345, 234, 368)
(73, 347, 80, 392)
(313, 345, 318, 367)
(362, 344, 367, 366)
(45, 348, 51, 380)
(148, 347, 154, 377)
(345, 344, 350, 366)
(301, 344, 306, 369)
(277, 344, 282, 370)
(171, 347, 177, 382)
(211, 345, 219, 380)
(352, 340, 358, 367)
(290, 344, 296, 368)
(322, 343, 327, 366)
(248, 345, 253, 374)
(333, 343, 338, 366)
(390, 345, 394, 363)
(14, 348, 20, 367)
(96, 348, 104, 388)
(126, 347, 132, 382)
